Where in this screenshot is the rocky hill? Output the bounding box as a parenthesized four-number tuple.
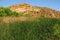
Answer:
(9, 3, 60, 18)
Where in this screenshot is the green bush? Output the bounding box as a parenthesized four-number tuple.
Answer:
(0, 7, 19, 17)
(24, 14, 31, 17)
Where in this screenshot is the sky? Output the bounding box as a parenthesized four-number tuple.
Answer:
(0, 0, 60, 11)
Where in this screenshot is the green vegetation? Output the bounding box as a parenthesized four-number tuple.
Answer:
(0, 7, 31, 17)
(0, 7, 19, 17)
(0, 18, 60, 40)
(0, 6, 60, 40)
(24, 14, 31, 17)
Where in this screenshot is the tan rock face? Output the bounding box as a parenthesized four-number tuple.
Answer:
(9, 3, 60, 18)
(10, 3, 33, 12)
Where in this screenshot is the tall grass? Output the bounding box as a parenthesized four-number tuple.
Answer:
(0, 18, 60, 40)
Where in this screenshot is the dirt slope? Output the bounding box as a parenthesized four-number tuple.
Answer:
(9, 3, 60, 18)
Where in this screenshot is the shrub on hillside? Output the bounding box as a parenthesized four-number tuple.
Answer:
(0, 7, 19, 17)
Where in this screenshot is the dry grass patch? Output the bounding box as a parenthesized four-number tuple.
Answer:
(0, 16, 38, 23)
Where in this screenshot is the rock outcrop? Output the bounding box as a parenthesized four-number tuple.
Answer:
(9, 3, 60, 18)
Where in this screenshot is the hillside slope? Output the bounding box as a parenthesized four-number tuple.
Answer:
(9, 3, 60, 18)
(0, 3, 60, 40)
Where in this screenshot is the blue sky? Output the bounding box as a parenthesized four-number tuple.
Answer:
(0, 0, 60, 11)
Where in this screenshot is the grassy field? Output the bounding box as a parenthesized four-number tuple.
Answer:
(0, 18, 60, 40)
